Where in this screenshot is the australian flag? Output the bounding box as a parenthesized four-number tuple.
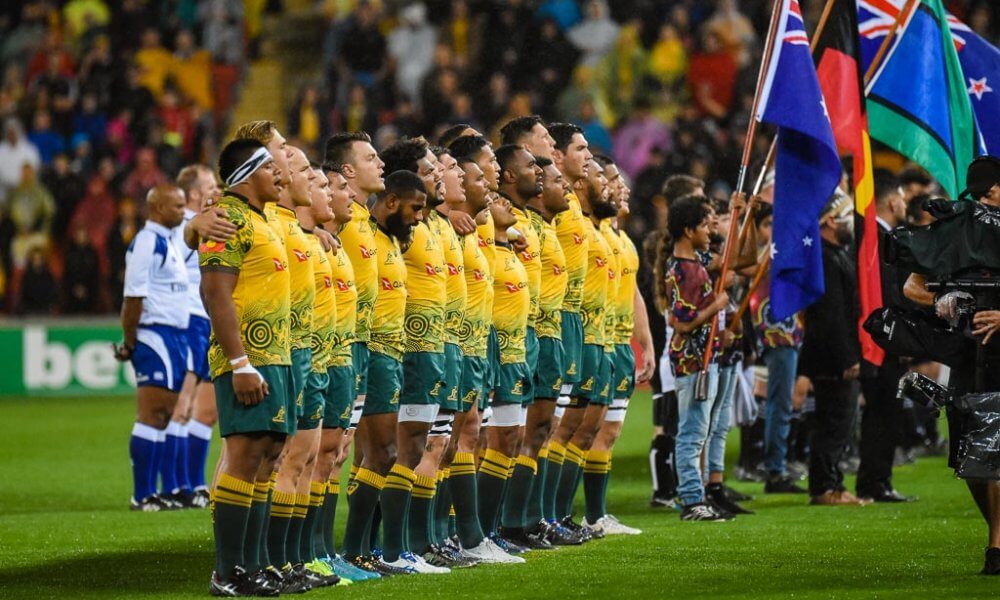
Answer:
(757, 0, 843, 320)
(859, 0, 1000, 155)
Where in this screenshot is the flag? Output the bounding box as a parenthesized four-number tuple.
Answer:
(757, 0, 843, 320)
(814, 0, 883, 365)
(862, 0, 979, 197)
(860, 1, 1000, 155)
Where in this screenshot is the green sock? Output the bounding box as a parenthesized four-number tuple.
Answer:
(543, 443, 565, 521)
(601, 456, 612, 517)
(244, 481, 271, 571)
(408, 474, 436, 554)
(212, 474, 254, 576)
(432, 471, 452, 545)
(477, 449, 512, 536)
(583, 450, 611, 523)
(501, 455, 537, 530)
(301, 481, 325, 561)
(450, 452, 485, 548)
(555, 443, 584, 520)
(341, 469, 383, 559)
(267, 490, 295, 568)
(526, 449, 548, 526)
(380, 464, 416, 562)
(286, 494, 309, 565)
(317, 480, 339, 557)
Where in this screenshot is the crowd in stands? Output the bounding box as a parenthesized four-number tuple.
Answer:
(0, 0, 250, 315)
(1, 0, 998, 316)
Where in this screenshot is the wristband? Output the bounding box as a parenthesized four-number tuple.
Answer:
(229, 355, 249, 366)
(233, 362, 264, 382)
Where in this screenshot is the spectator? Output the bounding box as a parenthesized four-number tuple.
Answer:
(62, 0, 112, 43)
(612, 98, 671, 180)
(688, 30, 738, 119)
(289, 85, 328, 153)
(567, 0, 621, 68)
(1, 4, 49, 68)
(17, 246, 55, 315)
(62, 225, 102, 314)
(105, 198, 142, 311)
(200, 0, 245, 65)
(68, 173, 117, 274)
(704, 0, 757, 67)
(41, 154, 85, 240)
(77, 36, 117, 110)
(649, 23, 688, 88)
(536, 0, 583, 32)
(8, 164, 56, 262)
(441, 0, 479, 69)
(0, 119, 41, 201)
(579, 98, 613, 155)
(134, 28, 172, 97)
(339, 1, 387, 87)
(27, 110, 65, 165)
(71, 92, 107, 148)
(387, 3, 437, 106)
(527, 18, 579, 114)
(30, 52, 79, 135)
(170, 30, 214, 111)
(156, 88, 195, 160)
(121, 147, 168, 210)
(105, 108, 136, 166)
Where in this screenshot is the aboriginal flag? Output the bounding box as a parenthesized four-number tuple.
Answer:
(813, 0, 884, 366)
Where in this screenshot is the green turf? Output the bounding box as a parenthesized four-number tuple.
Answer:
(0, 392, 996, 599)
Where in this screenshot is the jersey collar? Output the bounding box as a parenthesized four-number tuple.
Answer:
(144, 220, 174, 237)
(224, 191, 266, 218)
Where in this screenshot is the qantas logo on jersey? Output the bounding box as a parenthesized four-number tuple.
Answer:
(521, 250, 537, 262)
(292, 248, 309, 262)
(504, 281, 526, 293)
(381, 277, 404, 290)
(359, 245, 373, 259)
(553, 265, 564, 275)
(199, 240, 225, 253)
(447, 263, 461, 275)
(336, 278, 350, 292)
(473, 269, 485, 281)
(273, 258, 287, 271)
(478, 236, 489, 247)
(324, 276, 333, 288)
(424, 263, 439, 276)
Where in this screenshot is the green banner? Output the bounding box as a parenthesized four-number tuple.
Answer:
(0, 320, 135, 397)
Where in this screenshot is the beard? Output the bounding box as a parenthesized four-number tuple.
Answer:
(385, 210, 414, 245)
(835, 221, 855, 246)
(592, 198, 617, 220)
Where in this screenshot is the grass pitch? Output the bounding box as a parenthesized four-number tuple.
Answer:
(0, 392, 997, 599)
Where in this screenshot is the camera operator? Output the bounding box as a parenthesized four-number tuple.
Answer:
(902, 156, 1000, 574)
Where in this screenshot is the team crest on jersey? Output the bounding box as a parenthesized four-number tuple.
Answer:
(511, 380, 524, 396)
(447, 387, 459, 403)
(384, 251, 397, 265)
(310, 406, 323, 421)
(293, 248, 309, 262)
(359, 245, 373, 259)
(341, 404, 352, 419)
(390, 390, 400, 405)
(601, 382, 610, 397)
(273, 258, 287, 271)
(272, 406, 286, 424)
(617, 377, 628, 392)
(581, 377, 594, 392)
(324, 276, 333, 288)
(347, 481, 359, 495)
(296, 391, 304, 408)
(430, 381, 444, 397)
(447, 263, 460, 275)
(463, 390, 477, 405)
(567, 362, 577, 376)
(552, 377, 563, 391)
(199, 240, 225, 253)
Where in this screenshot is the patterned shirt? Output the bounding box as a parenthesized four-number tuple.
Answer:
(751, 273, 804, 350)
(600, 219, 622, 351)
(339, 202, 378, 342)
(492, 242, 530, 364)
(529, 207, 567, 339)
(511, 204, 542, 326)
(580, 216, 612, 346)
(265, 204, 315, 350)
(554, 193, 589, 312)
(403, 220, 447, 354)
(664, 256, 718, 376)
(200, 193, 290, 377)
(459, 231, 493, 358)
(306, 233, 336, 372)
(428, 210, 467, 346)
(614, 229, 639, 344)
(368, 222, 407, 360)
(328, 242, 357, 367)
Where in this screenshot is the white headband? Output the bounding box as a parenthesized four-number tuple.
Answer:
(225, 147, 273, 188)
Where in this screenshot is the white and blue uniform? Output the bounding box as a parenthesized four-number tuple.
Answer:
(174, 208, 211, 381)
(124, 221, 190, 392)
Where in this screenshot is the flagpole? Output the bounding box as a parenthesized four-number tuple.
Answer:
(863, 0, 918, 86)
(695, 0, 785, 400)
(726, 252, 771, 334)
(735, 0, 838, 253)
